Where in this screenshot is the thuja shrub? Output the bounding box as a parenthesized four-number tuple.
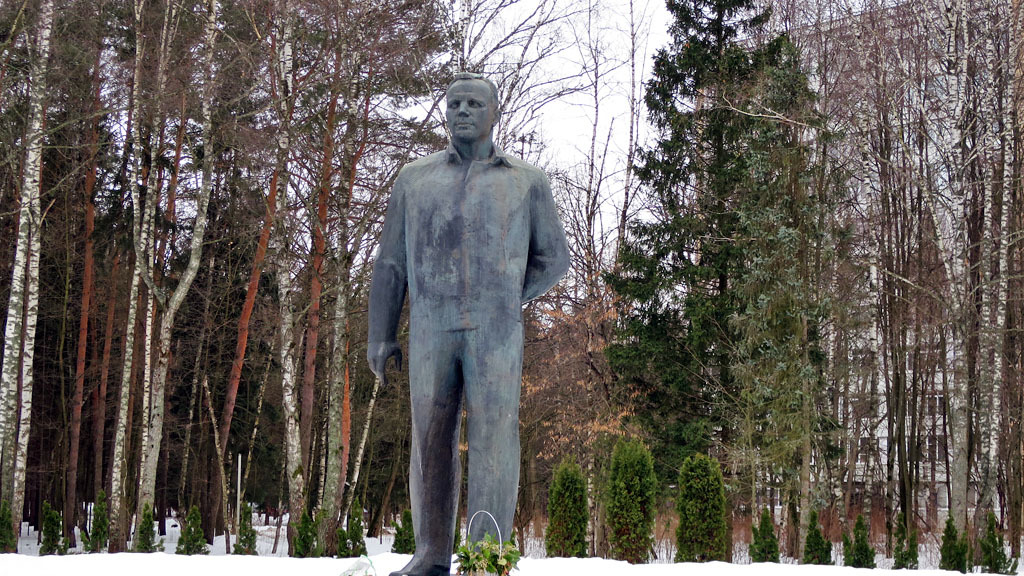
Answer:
(545, 456, 588, 558)
(134, 503, 160, 553)
(750, 509, 779, 563)
(843, 514, 875, 568)
(802, 510, 832, 565)
(939, 516, 968, 573)
(674, 453, 727, 562)
(234, 501, 257, 555)
(892, 513, 918, 570)
(980, 511, 1015, 575)
(39, 501, 66, 556)
(0, 500, 16, 553)
(175, 505, 208, 555)
(605, 438, 657, 564)
(338, 497, 367, 557)
(392, 509, 415, 554)
(293, 509, 321, 558)
(84, 490, 110, 553)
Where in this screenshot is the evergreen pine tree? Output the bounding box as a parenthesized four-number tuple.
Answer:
(674, 454, 727, 562)
(133, 502, 160, 552)
(605, 438, 657, 564)
(39, 501, 66, 556)
(175, 505, 208, 555)
(940, 516, 968, 573)
(234, 501, 257, 555)
(802, 510, 832, 565)
(293, 509, 321, 557)
(345, 497, 367, 557)
(750, 509, 779, 563)
(980, 511, 1015, 574)
(84, 490, 109, 553)
(392, 509, 415, 554)
(0, 500, 16, 553)
(545, 456, 588, 558)
(845, 515, 875, 568)
(892, 513, 918, 570)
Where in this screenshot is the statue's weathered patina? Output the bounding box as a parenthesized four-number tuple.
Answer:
(368, 73, 569, 576)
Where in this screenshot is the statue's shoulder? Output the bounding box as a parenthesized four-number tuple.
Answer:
(500, 153, 548, 184)
(400, 150, 447, 175)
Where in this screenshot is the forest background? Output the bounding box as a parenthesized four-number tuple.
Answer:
(0, 0, 1021, 564)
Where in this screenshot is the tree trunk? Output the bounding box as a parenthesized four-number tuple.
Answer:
(94, 254, 119, 497)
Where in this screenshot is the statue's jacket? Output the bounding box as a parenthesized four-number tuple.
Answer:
(369, 144, 569, 343)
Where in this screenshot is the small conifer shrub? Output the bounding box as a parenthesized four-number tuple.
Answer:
(605, 438, 657, 564)
(175, 505, 208, 555)
(802, 510, 832, 565)
(392, 509, 415, 554)
(939, 516, 968, 573)
(892, 513, 918, 570)
(345, 497, 367, 557)
(844, 514, 875, 568)
(0, 500, 16, 553)
(292, 509, 321, 557)
(40, 501, 66, 556)
(133, 503, 160, 552)
(545, 456, 588, 558)
(674, 453, 727, 562)
(233, 501, 257, 555)
(750, 509, 779, 563)
(980, 511, 1016, 574)
(84, 490, 110, 553)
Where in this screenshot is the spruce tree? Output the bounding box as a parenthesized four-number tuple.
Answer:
(605, 438, 657, 564)
(39, 501, 66, 556)
(845, 515, 875, 568)
(0, 500, 16, 553)
(802, 510, 831, 565)
(892, 513, 917, 570)
(392, 509, 415, 554)
(133, 503, 160, 552)
(674, 454, 727, 562)
(234, 501, 257, 555)
(750, 509, 779, 563)
(545, 456, 588, 558)
(175, 505, 208, 555)
(980, 511, 1015, 574)
(940, 516, 968, 573)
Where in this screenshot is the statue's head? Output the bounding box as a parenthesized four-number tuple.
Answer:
(446, 72, 500, 145)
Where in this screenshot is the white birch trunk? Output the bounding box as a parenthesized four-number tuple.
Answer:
(136, 0, 218, 521)
(0, 0, 54, 536)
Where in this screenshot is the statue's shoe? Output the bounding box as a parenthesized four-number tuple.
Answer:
(389, 559, 451, 576)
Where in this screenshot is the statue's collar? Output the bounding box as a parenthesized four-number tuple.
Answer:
(446, 143, 511, 167)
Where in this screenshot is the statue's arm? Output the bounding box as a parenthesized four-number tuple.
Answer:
(522, 171, 569, 303)
(368, 175, 408, 382)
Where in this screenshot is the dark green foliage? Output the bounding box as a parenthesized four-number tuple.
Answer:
(454, 520, 462, 554)
(392, 509, 415, 554)
(134, 503, 160, 553)
(337, 498, 367, 557)
(940, 516, 969, 573)
(802, 510, 832, 565)
(844, 515, 875, 568)
(674, 454, 727, 562)
(0, 500, 16, 553)
(39, 501, 66, 556)
(545, 457, 588, 558)
(750, 509, 779, 563)
(892, 514, 917, 570)
(83, 490, 109, 553)
(234, 501, 257, 555)
(980, 511, 1015, 574)
(605, 438, 657, 564)
(292, 509, 321, 557)
(455, 534, 521, 576)
(175, 505, 208, 555)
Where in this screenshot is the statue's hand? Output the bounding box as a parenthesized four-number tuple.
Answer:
(368, 340, 402, 386)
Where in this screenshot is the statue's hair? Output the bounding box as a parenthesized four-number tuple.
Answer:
(448, 72, 501, 113)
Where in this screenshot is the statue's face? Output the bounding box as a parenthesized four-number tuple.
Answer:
(446, 80, 497, 144)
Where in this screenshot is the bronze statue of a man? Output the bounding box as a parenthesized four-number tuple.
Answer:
(368, 72, 569, 576)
